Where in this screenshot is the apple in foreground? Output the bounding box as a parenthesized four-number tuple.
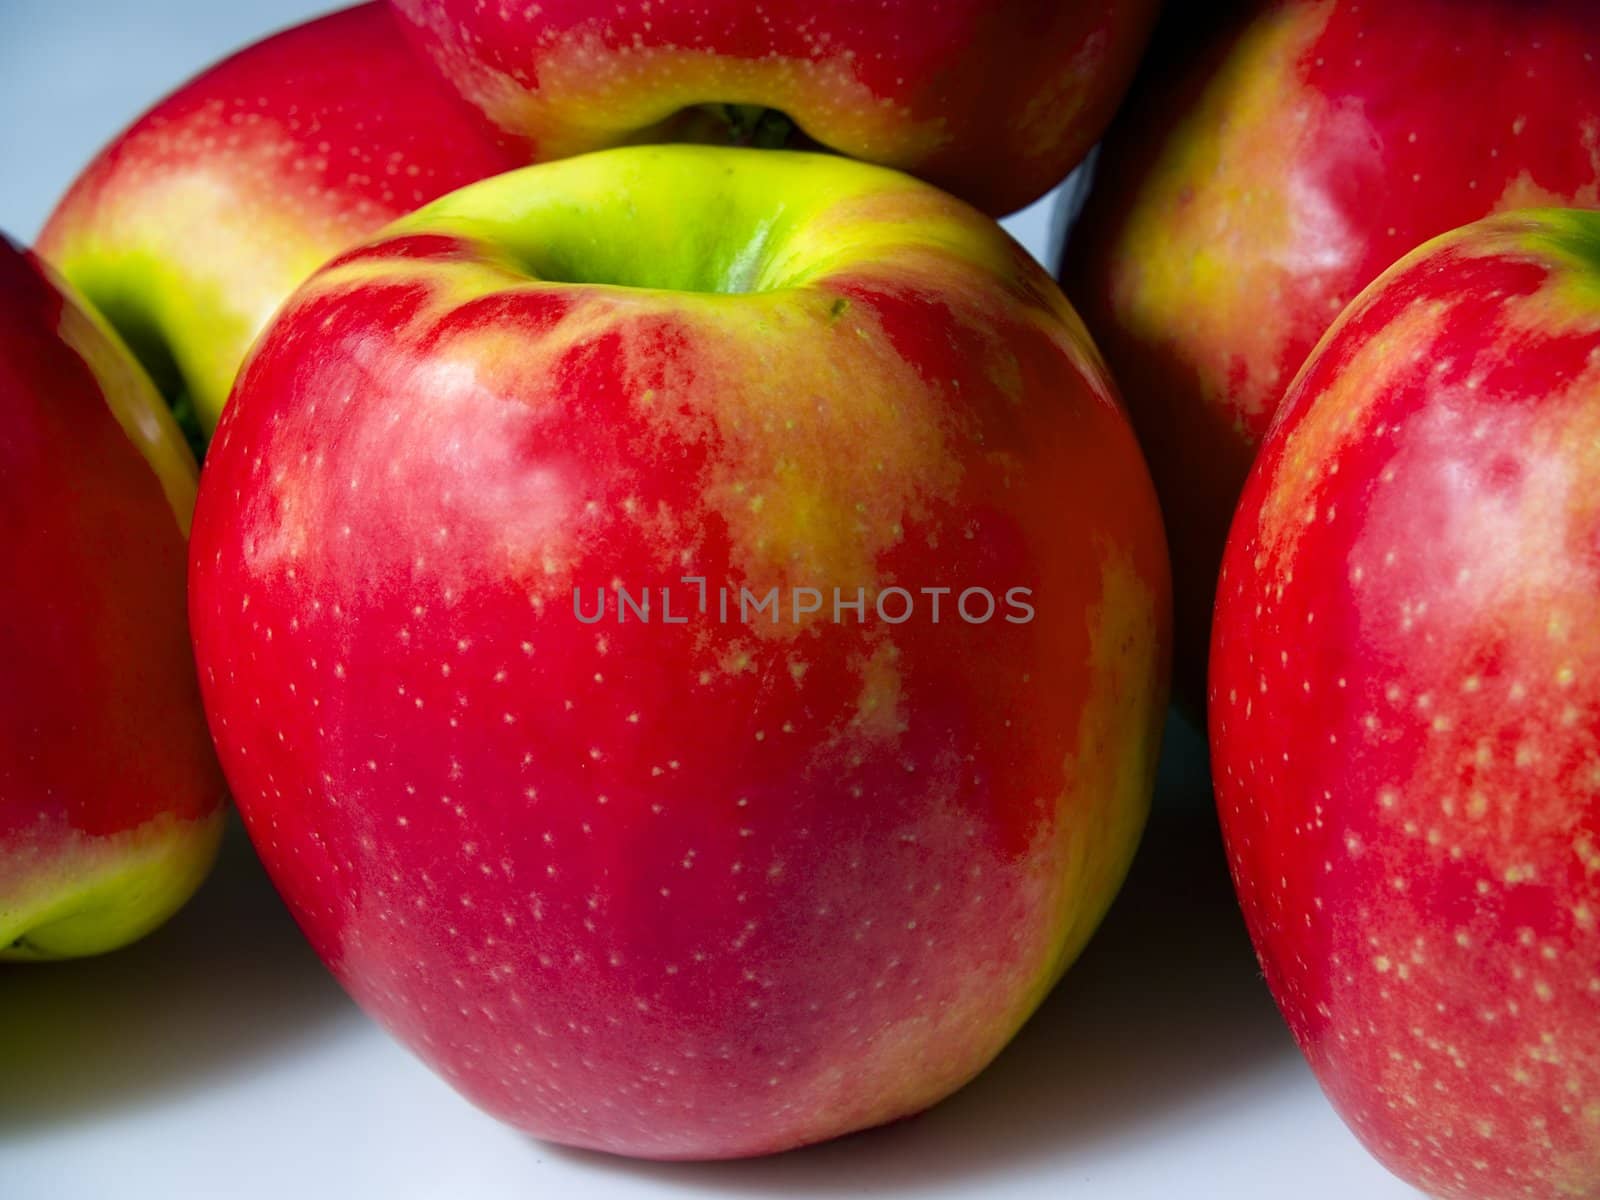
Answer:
(387, 0, 1159, 217)
(1062, 0, 1600, 704)
(189, 145, 1171, 1157)
(1211, 209, 1600, 1200)
(0, 236, 224, 959)
(38, 2, 526, 442)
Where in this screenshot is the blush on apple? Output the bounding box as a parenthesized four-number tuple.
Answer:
(1211, 208, 1600, 1200)
(0, 235, 224, 960)
(188, 145, 1171, 1158)
(1062, 0, 1600, 705)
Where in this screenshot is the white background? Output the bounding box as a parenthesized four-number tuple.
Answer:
(0, 4, 1417, 1198)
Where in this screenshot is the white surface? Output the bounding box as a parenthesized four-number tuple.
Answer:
(0, 5, 1417, 1199)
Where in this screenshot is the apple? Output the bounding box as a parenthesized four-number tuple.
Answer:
(1061, 0, 1600, 704)
(37, 2, 527, 443)
(41, 0, 1158, 449)
(1210, 208, 1600, 1199)
(188, 144, 1171, 1157)
(385, 0, 1159, 217)
(0, 235, 225, 960)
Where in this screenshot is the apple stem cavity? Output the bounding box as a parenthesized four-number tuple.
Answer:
(643, 104, 812, 156)
(719, 104, 799, 150)
(403, 147, 866, 297)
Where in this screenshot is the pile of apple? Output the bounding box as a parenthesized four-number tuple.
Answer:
(2, 1, 1598, 1196)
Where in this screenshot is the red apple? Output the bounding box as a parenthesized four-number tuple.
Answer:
(0, 236, 225, 959)
(386, 0, 1159, 217)
(1063, 0, 1600, 704)
(37, 2, 527, 440)
(41, 0, 1157, 446)
(1210, 208, 1600, 1199)
(188, 145, 1171, 1158)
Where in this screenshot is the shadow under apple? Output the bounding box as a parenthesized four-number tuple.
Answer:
(0, 813, 360, 1135)
(0, 707, 1301, 1180)
(552, 708, 1303, 1191)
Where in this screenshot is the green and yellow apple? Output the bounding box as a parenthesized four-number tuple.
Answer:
(1, 236, 225, 960)
(189, 145, 1171, 1157)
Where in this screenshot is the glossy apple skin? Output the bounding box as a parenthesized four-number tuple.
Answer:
(0, 237, 225, 960)
(1063, 0, 1600, 705)
(37, 2, 526, 439)
(190, 146, 1171, 1158)
(387, 0, 1158, 217)
(1211, 209, 1600, 1199)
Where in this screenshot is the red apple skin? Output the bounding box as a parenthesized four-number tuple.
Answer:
(1063, 0, 1600, 705)
(1210, 209, 1600, 1199)
(0, 237, 225, 959)
(189, 147, 1171, 1158)
(386, 0, 1159, 216)
(37, 2, 527, 437)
